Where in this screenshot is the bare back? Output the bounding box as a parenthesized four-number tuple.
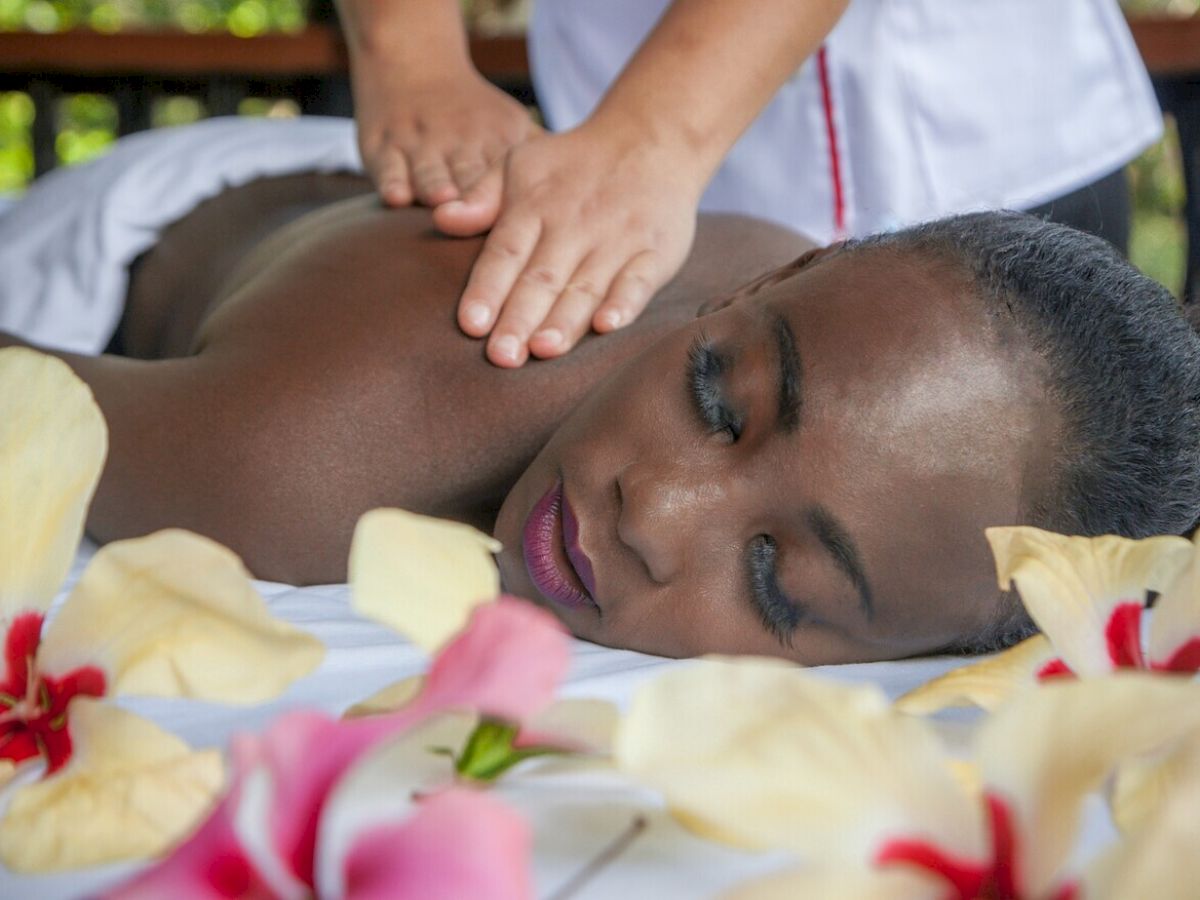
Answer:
(34, 175, 808, 582)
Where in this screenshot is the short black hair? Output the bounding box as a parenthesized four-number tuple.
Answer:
(853, 211, 1200, 653)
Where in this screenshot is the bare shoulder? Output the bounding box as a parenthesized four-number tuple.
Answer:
(83, 195, 812, 583)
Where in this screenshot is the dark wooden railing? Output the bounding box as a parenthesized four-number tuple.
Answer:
(0, 24, 531, 176)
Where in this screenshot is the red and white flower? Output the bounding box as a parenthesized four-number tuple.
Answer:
(0, 348, 324, 871)
(898, 526, 1200, 715)
(615, 657, 1200, 899)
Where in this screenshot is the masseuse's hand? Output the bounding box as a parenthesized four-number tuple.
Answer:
(435, 126, 703, 367)
(353, 59, 539, 208)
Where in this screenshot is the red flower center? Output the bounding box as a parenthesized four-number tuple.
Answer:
(875, 794, 1077, 900)
(1036, 600, 1150, 681)
(0, 611, 107, 774)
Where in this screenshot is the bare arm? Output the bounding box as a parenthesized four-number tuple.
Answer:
(440, 0, 851, 365)
(595, 0, 852, 184)
(336, 0, 537, 206)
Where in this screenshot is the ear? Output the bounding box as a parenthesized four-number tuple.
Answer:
(697, 242, 846, 316)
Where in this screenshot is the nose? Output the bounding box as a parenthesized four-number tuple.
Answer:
(616, 461, 730, 583)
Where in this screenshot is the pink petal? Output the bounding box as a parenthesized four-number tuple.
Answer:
(343, 788, 532, 900)
(1105, 603, 1146, 669)
(251, 712, 413, 888)
(413, 598, 569, 725)
(112, 597, 566, 897)
(105, 791, 276, 899)
(109, 711, 416, 897)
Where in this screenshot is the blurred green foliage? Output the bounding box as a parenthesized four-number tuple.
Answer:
(0, 0, 310, 183)
(1130, 119, 1189, 295)
(1122, 0, 1200, 12)
(0, 0, 307, 35)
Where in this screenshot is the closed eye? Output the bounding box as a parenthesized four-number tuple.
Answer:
(687, 333, 742, 441)
(749, 535, 807, 647)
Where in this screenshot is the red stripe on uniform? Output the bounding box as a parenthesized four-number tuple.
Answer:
(816, 46, 846, 237)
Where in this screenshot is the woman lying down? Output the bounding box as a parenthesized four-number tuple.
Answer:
(3, 117, 1199, 667)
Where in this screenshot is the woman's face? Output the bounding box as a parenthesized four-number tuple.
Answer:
(494, 247, 1056, 664)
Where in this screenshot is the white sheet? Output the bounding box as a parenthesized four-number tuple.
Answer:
(0, 117, 360, 354)
(0, 541, 997, 899)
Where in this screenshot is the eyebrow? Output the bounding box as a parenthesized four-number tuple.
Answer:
(771, 312, 802, 433)
(807, 505, 875, 621)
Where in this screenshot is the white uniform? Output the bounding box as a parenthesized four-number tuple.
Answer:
(529, 0, 1161, 243)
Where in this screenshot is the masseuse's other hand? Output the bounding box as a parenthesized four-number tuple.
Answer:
(435, 127, 702, 367)
(353, 60, 538, 208)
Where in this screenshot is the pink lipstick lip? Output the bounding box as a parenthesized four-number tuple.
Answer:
(560, 492, 598, 600)
(522, 481, 599, 615)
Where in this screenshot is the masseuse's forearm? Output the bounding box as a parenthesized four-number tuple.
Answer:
(335, 0, 471, 77)
(590, 0, 850, 180)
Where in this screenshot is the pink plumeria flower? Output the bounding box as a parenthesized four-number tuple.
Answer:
(615, 658, 1200, 900)
(898, 527, 1200, 715)
(0, 348, 324, 872)
(111, 598, 570, 899)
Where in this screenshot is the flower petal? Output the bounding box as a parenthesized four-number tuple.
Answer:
(413, 599, 570, 725)
(727, 865, 940, 900)
(349, 508, 501, 653)
(985, 527, 1192, 675)
(342, 789, 532, 900)
(344, 601, 570, 728)
(106, 771, 282, 900)
(1085, 735, 1200, 899)
(894, 635, 1056, 715)
(518, 698, 618, 754)
(1110, 730, 1200, 835)
(343, 675, 426, 719)
(1148, 534, 1200, 671)
(976, 674, 1200, 897)
(0, 348, 107, 617)
(0, 699, 223, 872)
(36, 529, 324, 701)
(239, 711, 408, 889)
(614, 657, 981, 863)
(313, 712, 477, 899)
(114, 707, 428, 897)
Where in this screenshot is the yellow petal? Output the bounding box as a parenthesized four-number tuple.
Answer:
(726, 865, 940, 900)
(894, 635, 1056, 715)
(0, 348, 106, 616)
(1148, 533, 1200, 668)
(0, 699, 224, 872)
(615, 656, 981, 863)
(977, 674, 1200, 897)
(343, 675, 426, 719)
(986, 527, 1192, 676)
(1110, 730, 1200, 835)
(349, 508, 501, 653)
(37, 529, 324, 702)
(1086, 738, 1200, 899)
(525, 698, 618, 754)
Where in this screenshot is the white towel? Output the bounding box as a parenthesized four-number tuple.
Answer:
(0, 116, 362, 354)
